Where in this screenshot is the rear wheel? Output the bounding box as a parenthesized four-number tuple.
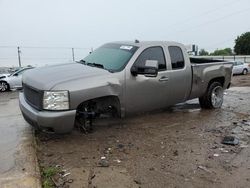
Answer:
(242, 69, 248, 75)
(199, 82, 224, 109)
(0, 81, 10, 92)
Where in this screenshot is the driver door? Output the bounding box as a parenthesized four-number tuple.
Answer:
(125, 46, 170, 115)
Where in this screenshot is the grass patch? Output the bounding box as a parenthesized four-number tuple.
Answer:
(41, 166, 59, 188)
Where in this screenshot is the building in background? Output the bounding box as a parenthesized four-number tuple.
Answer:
(185, 44, 199, 56)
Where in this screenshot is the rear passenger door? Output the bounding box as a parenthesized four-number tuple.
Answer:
(167, 46, 192, 104)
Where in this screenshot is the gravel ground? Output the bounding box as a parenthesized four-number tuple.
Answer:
(36, 75, 250, 188)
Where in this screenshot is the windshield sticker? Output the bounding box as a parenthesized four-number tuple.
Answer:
(120, 45, 133, 50)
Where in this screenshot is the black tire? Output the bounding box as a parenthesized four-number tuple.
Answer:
(199, 82, 224, 109)
(242, 69, 248, 75)
(0, 81, 10, 92)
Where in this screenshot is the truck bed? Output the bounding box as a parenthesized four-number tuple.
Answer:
(190, 57, 225, 64)
(189, 59, 233, 100)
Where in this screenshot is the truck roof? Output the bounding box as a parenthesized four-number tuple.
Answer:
(112, 41, 184, 48)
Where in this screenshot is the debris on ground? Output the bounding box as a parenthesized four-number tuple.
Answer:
(62, 172, 71, 178)
(134, 178, 142, 185)
(173, 150, 179, 156)
(114, 159, 121, 163)
(51, 176, 63, 187)
(219, 148, 229, 153)
(198, 166, 212, 173)
(99, 157, 110, 167)
(88, 168, 95, 187)
(222, 136, 240, 146)
(104, 147, 112, 154)
(117, 143, 125, 149)
(46, 167, 74, 187)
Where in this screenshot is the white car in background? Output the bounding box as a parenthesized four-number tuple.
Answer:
(0, 67, 33, 92)
(232, 61, 250, 75)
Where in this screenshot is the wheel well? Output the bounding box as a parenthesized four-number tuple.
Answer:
(76, 96, 121, 117)
(208, 77, 225, 88)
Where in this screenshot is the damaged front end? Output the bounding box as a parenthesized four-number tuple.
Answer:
(75, 96, 121, 133)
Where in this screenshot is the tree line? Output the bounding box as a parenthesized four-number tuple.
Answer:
(199, 32, 250, 56)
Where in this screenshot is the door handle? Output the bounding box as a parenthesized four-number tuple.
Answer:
(159, 76, 169, 82)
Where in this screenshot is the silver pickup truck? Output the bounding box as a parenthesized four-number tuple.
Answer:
(19, 41, 233, 133)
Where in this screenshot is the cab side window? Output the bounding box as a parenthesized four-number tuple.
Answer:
(168, 46, 185, 69)
(134, 47, 166, 71)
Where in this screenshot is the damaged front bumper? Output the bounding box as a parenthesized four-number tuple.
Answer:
(19, 92, 76, 134)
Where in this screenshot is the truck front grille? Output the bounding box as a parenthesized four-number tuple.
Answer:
(23, 84, 43, 110)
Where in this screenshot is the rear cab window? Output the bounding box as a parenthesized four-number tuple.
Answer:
(168, 46, 185, 70)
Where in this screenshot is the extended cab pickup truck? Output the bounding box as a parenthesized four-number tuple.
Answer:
(19, 41, 233, 133)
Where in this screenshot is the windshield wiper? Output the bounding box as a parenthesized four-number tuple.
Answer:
(86, 62, 104, 69)
(77, 60, 113, 73)
(78, 59, 87, 64)
(78, 60, 103, 68)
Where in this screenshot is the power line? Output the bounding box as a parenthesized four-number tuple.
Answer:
(176, 7, 250, 33)
(167, 0, 243, 28)
(202, 28, 250, 50)
(0, 46, 91, 50)
(0, 46, 17, 48)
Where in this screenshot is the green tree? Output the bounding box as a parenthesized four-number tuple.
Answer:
(199, 49, 209, 56)
(210, 48, 233, 56)
(234, 32, 250, 55)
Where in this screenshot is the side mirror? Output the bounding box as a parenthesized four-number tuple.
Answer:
(13, 73, 18, 76)
(144, 60, 158, 77)
(131, 60, 159, 77)
(143, 66, 158, 77)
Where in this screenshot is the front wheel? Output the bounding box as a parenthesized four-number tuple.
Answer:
(199, 82, 224, 109)
(242, 69, 248, 75)
(0, 81, 10, 92)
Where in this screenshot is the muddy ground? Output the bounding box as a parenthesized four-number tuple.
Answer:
(231, 73, 250, 87)
(36, 75, 250, 188)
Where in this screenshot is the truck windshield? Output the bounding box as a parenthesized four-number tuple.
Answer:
(81, 43, 138, 72)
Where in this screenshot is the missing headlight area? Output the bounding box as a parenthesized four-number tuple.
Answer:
(75, 96, 121, 133)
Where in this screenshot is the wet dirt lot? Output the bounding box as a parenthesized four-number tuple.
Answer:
(36, 75, 250, 188)
(0, 91, 40, 187)
(0, 92, 21, 174)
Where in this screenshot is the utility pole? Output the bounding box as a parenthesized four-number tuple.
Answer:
(17, 46, 22, 67)
(72, 48, 75, 61)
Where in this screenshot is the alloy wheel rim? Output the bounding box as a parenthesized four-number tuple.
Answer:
(0, 82, 7, 91)
(211, 86, 223, 108)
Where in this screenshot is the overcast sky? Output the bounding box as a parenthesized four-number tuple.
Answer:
(0, 0, 250, 66)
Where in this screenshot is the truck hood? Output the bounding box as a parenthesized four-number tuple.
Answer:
(22, 63, 111, 90)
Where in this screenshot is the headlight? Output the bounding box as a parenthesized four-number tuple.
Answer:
(43, 91, 69, 110)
